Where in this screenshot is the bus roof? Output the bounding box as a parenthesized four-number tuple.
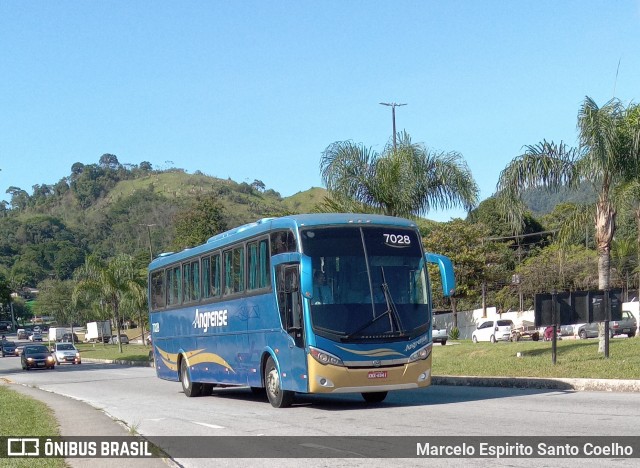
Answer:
(149, 213, 417, 271)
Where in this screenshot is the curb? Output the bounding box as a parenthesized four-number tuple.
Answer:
(432, 375, 640, 392)
(83, 358, 153, 367)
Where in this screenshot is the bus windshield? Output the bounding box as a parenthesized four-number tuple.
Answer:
(300, 226, 429, 342)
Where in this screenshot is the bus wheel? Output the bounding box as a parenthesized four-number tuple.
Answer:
(180, 360, 202, 397)
(362, 392, 387, 403)
(265, 356, 294, 408)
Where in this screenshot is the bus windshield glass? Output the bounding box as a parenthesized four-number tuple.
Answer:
(300, 226, 429, 342)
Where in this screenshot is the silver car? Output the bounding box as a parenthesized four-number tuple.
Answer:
(577, 311, 637, 339)
(52, 342, 81, 365)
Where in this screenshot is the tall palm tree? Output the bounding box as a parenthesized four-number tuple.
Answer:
(73, 254, 146, 353)
(319, 131, 479, 218)
(496, 97, 640, 353)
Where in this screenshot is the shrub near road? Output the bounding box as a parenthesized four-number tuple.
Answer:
(432, 339, 640, 380)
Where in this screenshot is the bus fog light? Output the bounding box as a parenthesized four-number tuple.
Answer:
(316, 376, 334, 388)
(418, 373, 427, 381)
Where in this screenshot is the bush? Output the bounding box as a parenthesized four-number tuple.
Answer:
(449, 327, 460, 340)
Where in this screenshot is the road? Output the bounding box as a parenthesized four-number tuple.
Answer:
(1, 345, 640, 468)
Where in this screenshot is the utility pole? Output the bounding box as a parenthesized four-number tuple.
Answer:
(379, 102, 407, 149)
(139, 224, 157, 261)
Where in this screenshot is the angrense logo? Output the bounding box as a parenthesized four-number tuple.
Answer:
(192, 308, 228, 333)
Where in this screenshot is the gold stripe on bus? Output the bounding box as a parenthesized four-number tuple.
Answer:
(187, 352, 236, 373)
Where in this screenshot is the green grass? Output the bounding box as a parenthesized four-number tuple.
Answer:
(0, 386, 64, 467)
(432, 337, 640, 379)
(76, 343, 152, 362)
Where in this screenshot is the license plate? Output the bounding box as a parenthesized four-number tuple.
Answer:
(367, 371, 387, 379)
(623, 329, 630, 333)
(37, 363, 44, 367)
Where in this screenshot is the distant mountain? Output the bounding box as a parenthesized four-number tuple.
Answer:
(522, 183, 597, 215)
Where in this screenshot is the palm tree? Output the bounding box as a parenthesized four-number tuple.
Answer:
(72, 255, 146, 353)
(319, 131, 479, 218)
(496, 97, 640, 353)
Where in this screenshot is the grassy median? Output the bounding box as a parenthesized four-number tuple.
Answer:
(432, 337, 640, 379)
(0, 386, 64, 468)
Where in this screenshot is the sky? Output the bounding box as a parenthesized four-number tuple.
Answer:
(1, 1, 639, 222)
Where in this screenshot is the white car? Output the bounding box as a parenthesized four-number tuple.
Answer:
(52, 342, 81, 365)
(472, 319, 514, 343)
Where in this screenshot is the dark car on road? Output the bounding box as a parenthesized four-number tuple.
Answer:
(1, 340, 17, 357)
(21, 344, 55, 370)
(61, 332, 80, 343)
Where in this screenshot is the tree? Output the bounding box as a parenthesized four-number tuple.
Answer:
(422, 219, 514, 327)
(34, 279, 78, 327)
(172, 196, 228, 250)
(496, 97, 640, 353)
(319, 132, 479, 218)
(99, 153, 120, 170)
(73, 254, 146, 353)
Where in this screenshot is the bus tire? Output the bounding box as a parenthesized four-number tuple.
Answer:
(180, 359, 202, 397)
(362, 391, 387, 403)
(265, 356, 294, 408)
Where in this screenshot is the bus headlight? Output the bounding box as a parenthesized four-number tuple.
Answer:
(309, 346, 344, 367)
(408, 344, 432, 362)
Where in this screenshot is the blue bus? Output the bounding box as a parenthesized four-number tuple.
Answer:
(148, 213, 455, 407)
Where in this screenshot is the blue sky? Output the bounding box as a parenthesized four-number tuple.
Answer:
(1, 1, 639, 222)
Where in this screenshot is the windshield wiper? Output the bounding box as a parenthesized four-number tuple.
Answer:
(345, 268, 404, 340)
(380, 267, 404, 332)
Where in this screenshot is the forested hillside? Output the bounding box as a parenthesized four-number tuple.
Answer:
(0, 156, 326, 289)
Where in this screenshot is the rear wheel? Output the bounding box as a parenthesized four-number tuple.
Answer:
(579, 329, 587, 340)
(440, 340, 447, 346)
(472, 335, 478, 344)
(362, 392, 388, 403)
(490, 335, 496, 343)
(265, 356, 294, 408)
(180, 359, 202, 397)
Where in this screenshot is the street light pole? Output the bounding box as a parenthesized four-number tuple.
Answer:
(379, 102, 407, 149)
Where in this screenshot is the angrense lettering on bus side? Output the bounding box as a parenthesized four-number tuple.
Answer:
(192, 309, 228, 332)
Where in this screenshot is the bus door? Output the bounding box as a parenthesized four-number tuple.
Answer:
(275, 263, 308, 392)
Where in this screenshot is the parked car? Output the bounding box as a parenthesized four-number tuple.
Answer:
(611, 310, 637, 338)
(29, 332, 44, 342)
(109, 334, 129, 345)
(51, 342, 81, 365)
(1, 340, 17, 357)
(472, 319, 514, 343)
(432, 324, 448, 345)
(576, 322, 611, 339)
(61, 333, 80, 343)
(21, 345, 55, 370)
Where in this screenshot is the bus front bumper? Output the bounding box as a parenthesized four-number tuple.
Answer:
(306, 354, 432, 394)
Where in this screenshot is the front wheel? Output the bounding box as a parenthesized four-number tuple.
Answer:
(440, 340, 447, 346)
(579, 329, 587, 340)
(265, 356, 294, 408)
(472, 335, 478, 344)
(362, 392, 387, 404)
(180, 359, 202, 397)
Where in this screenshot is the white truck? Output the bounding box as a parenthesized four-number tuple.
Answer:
(48, 327, 71, 342)
(85, 321, 111, 343)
